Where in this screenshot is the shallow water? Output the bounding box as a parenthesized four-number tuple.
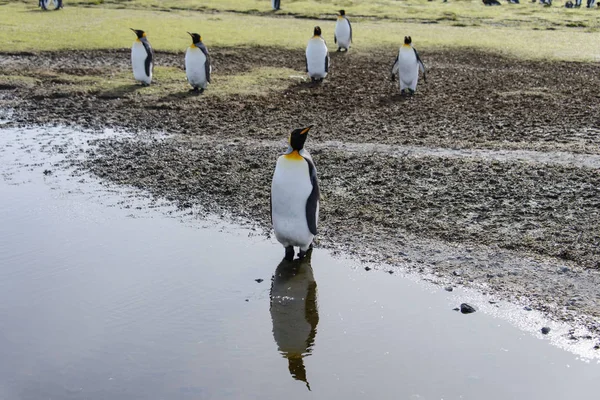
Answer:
(0, 126, 599, 400)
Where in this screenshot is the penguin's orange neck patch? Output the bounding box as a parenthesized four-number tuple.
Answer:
(284, 150, 304, 161)
(191, 43, 197, 48)
(402, 44, 412, 48)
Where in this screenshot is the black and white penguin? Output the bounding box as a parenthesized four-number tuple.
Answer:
(270, 250, 318, 390)
(305, 27, 330, 83)
(271, 126, 319, 261)
(39, 0, 62, 10)
(185, 32, 211, 93)
(272, 0, 281, 10)
(334, 9, 352, 52)
(130, 29, 154, 86)
(390, 36, 426, 95)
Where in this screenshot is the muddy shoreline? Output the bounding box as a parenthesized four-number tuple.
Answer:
(1, 48, 599, 346)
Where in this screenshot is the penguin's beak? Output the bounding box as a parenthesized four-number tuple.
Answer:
(300, 125, 313, 135)
(187, 32, 193, 37)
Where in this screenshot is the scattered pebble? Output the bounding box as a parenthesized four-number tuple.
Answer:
(43, 169, 52, 175)
(254, 279, 264, 283)
(460, 303, 477, 314)
(541, 327, 551, 335)
(444, 286, 453, 292)
(245, 299, 249, 302)
(453, 307, 460, 312)
(387, 270, 394, 274)
(364, 266, 371, 271)
(524, 306, 532, 311)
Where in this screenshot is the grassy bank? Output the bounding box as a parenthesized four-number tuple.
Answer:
(0, 2, 599, 61)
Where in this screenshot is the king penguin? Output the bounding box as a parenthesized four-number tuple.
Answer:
(270, 250, 318, 390)
(272, 0, 281, 10)
(305, 27, 330, 83)
(185, 32, 211, 93)
(39, 0, 61, 10)
(391, 36, 426, 95)
(334, 10, 352, 52)
(271, 126, 320, 261)
(130, 29, 154, 86)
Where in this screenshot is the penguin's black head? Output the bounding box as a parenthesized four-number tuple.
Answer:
(131, 29, 146, 39)
(187, 32, 202, 44)
(404, 36, 412, 45)
(339, 9, 346, 16)
(289, 126, 313, 151)
(313, 26, 322, 37)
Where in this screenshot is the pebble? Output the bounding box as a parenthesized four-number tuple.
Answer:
(460, 303, 477, 314)
(254, 278, 264, 283)
(444, 286, 453, 292)
(524, 306, 532, 311)
(541, 327, 551, 335)
(364, 266, 372, 271)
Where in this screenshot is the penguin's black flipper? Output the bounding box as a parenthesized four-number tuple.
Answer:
(413, 48, 426, 82)
(196, 42, 211, 83)
(305, 56, 308, 73)
(324, 55, 329, 73)
(304, 158, 320, 236)
(391, 55, 399, 81)
(141, 38, 154, 77)
(334, 34, 337, 44)
(348, 18, 353, 43)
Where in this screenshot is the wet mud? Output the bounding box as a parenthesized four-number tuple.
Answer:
(1, 47, 599, 343)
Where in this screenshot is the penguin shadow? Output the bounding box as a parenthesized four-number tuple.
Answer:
(269, 249, 319, 391)
(96, 84, 144, 99)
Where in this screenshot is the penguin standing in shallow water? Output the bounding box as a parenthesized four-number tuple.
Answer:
(391, 36, 426, 95)
(130, 29, 154, 86)
(334, 10, 352, 52)
(271, 126, 319, 261)
(305, 27, 330, 83)
(185, 32, 211, 93)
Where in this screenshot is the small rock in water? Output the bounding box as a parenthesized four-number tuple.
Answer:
(387, 270, 394, 274)
(364, 266, 372, 271)
(254, 279, 264, 283)
(245, 299, 249, 302)
(524, 306, 532, 311)
(453, 307, 460, 312)
(541, 327, 551, 335)
(460, 303, 477, 314)
(43, 169, 52, 176)
(444, 286, 453, 292)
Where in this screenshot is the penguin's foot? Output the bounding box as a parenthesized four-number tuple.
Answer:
(284, 246, 295, 261)
(337, 47, 342, 52)
(298, 249, 307, 259)
(141, 82, 150, 87)
(189, 88, 199, 93)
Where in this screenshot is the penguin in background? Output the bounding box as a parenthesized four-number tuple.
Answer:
(334, 10, 352, 52)
(305, 27, 330, 83)
(130, 29, 154, 86)
(271, 126, 319, 261)
(185, 32, 211, 93)
(391, 36, 426, 96)
(272, 0, 281, 10)
(270, 249, 319, 390)
(39, 0, 63, 11)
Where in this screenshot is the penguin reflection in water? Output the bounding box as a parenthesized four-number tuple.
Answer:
(391, 36, 426, 96)
(185, 32, 211, 93)
(130, 29, 154, 86)
(305, 27, 330, 83)
(270, 249, 319, 390)
(271, 126, 319, 261)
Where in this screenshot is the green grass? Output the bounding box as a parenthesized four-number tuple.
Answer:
(1, 2, 599, 61)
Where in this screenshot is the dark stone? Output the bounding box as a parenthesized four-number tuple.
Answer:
(453, 307, 460, 311)
(43, 169, 52, 175)
(254, 278, 264, 283)
(524, 306, 532, 311)
(364, 266, 372, 271)
(541, 327, 551, 335)
(460, 303, 477, 314)
(245, 299, 249, 302)
(444, 286, 453, 292)
(387, 270, 394, 274)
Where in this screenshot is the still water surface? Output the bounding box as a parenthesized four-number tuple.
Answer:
(0, 127, 599, 399)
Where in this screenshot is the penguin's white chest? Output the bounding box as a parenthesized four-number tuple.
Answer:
(185, 47, 208, 89)
(306, 38, 328, 79)
(131, 41, 151, 84)
(335, 19, 351, 49)
(398, 48, 419, 90)
(271, 156, 314, 248)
